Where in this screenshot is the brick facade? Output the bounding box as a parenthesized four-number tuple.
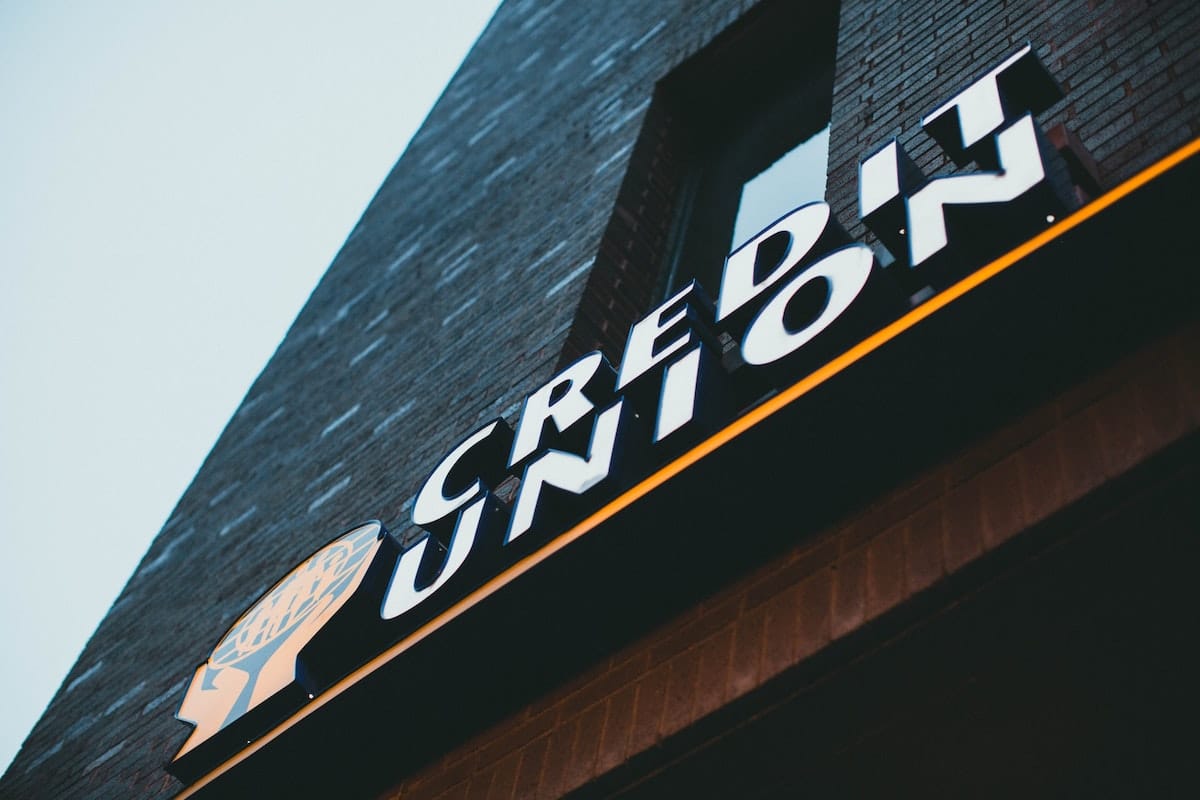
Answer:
(2, 1, 1197, 797)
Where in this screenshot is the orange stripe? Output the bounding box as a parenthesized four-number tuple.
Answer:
(176, 135, 1200, 798)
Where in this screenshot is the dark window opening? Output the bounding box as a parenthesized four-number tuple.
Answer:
(657, 0, 840, 299)
(557, 0, 840, 370)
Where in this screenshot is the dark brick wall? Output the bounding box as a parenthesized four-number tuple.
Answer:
(827, 0, 1200, 242)
(556, 99, 686, 368)
(2, 0, 1196, 797)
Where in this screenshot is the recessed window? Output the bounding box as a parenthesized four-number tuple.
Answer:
(656, 0, 840, 299)
(555, 0, 839, 369)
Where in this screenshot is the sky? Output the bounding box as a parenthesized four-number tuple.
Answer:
(0, 0, 501, 774)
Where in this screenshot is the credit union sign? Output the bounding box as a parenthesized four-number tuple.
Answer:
(171, 45, 1082, 784)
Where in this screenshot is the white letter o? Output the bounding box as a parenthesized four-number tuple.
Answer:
(740, 245, 874, 366)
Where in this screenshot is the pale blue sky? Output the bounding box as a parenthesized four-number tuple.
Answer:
(0, 0, 500, 773)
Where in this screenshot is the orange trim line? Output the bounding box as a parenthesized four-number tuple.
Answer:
(177, 136, 1200, 797)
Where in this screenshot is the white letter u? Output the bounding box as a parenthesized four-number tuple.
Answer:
(379, 496, 485, 620)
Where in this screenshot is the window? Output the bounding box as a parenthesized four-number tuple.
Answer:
(657, 0, 840, 299)
(555, 0, 839, 369)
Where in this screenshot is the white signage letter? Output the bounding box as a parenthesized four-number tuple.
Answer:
(381, 499, 488, 620)
(509, 352, 614, 468)
(716, 202, 831, 322)
(859, 44, 1065, 268)
(507, 400, 625, 543)
(905, 115, 1046, 265)
(616, 281, 717, 442)
(382, 420, 511, 620)
(413, 420, 509, 527)
(740, 245, 874, 366)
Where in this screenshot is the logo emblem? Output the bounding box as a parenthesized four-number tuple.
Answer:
(173, 522, 395, 767)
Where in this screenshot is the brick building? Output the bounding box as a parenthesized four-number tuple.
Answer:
(3, 0, 1198, 797)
